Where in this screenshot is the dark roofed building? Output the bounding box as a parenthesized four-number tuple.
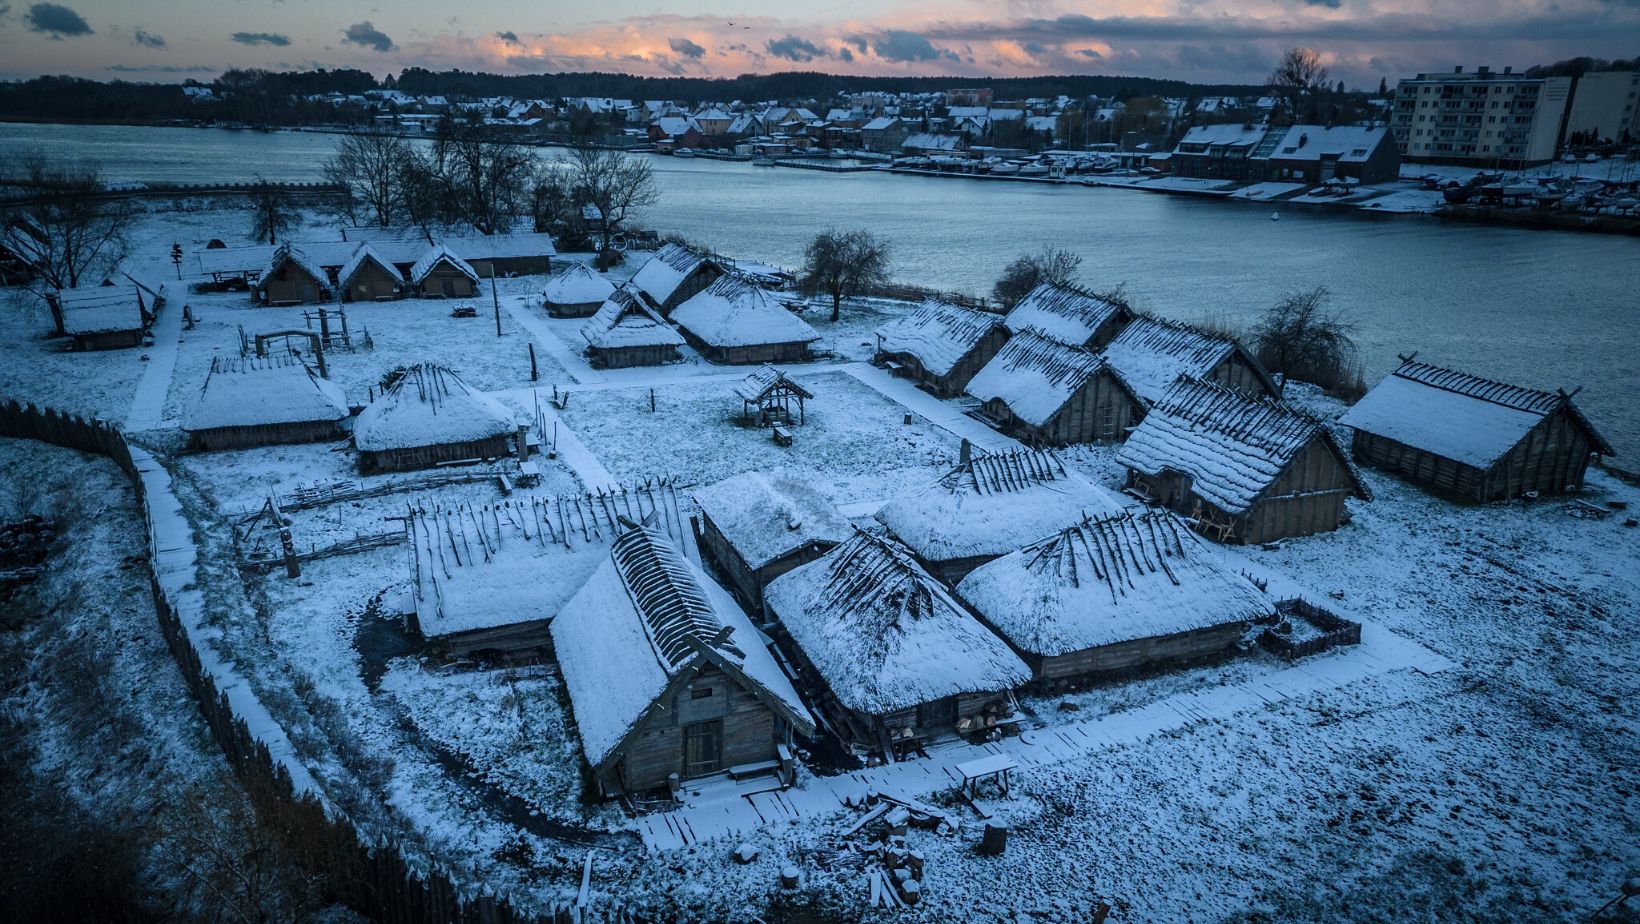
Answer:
(1002, 282, 1132, 350)
(966, 329, 1144, 445)
(873, 299, 1011, 397)
(1098, 314, 1280, 406)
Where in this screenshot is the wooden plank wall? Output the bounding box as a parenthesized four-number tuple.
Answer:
(1242, 438, 1355, 543)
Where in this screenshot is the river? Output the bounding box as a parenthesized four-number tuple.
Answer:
(4, 121, 1637, 459)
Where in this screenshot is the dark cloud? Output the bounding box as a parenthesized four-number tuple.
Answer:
(107, 63, 215, 73)
(132, 29, 164, 48)
(837, 46, 853, 62)
(232, 31, 290, 46)
(866, 30, 957, 63)
(26, 3, 92, 37)
(924, 11, 1625, 45)
(765, 34, 827, 62)
(341, 20, 394, 52)
(0, 4, 12, 19)
(667, 36, 705, 58)
(1302, 0, 1342, 7)
(495, 30, 519, 44)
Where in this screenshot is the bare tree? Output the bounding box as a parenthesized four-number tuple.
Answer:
(560, 145, 659, 268)
(1270, 47, 1331, 125)
(0, 148, 133, 296)
(246, 177, 296, 245)
(1251, 286, 1359, 394)
(992, 246, 1083, 309)
(799, 228, 891, 322)
(422, 118, 538, 235)
(322, 130, 411, 227)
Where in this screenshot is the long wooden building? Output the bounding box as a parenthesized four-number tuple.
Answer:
(966, 329, 1144, 445)
(631, 242, 726, 315)
(47, 283, 157, 351)
(873, 298, 1010, 396)
(671, 274, 819, 365)
(352, 363, 516, 473)
(580, 288, 685, 368)
(692, 470, 853, 611)
(1118, 377, 1370, 544)
(183, 356, 350, 451)
(1002, 282, 1132, 350)
(1338, 358, 1614, 502)
(1098, 314, 1279, 406)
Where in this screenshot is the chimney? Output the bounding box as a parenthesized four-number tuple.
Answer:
(1503, 66, 1513, 75)
(1478, 66, 1490, 78)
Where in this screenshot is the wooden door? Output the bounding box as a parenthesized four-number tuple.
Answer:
(683, 720, 723, 777)
(917, 696, 957, 732)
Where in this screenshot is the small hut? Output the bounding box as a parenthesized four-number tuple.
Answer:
(630, 242, 725, 315)
(965, 329, 1144, 445)
(551, 526, 815, 797)
(1098, 315, 1279, 405)
(735, 365, 813, 427)
(1119, 377, 1370, 544)
(47, 285, 154, 350)
(1003, 282, 1132, 349)
(692, 471, 853, 610)
(763, 529, 1030, 759)
(672, 275, 820, 365)
(543, 263, 617, 317)
(410, 244, 481, 298)
(183, 356, 349, 451)
(353, 363, 515, 473)
(337, 243, 406, 301)
(874, 447, 1124, 583)
(255, 244, 330, 305)
(873, 298, 1011, 396)
(1338, 357, 1614, 502)
(579, 288, 685, 368)
(956, 511, 1277, 684)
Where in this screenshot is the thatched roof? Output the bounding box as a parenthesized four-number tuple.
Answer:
(673, 275, 819, 348)
(579, 288, 685, 350)
(353, 363, 514, 451)
(874, 299, 1005, 377)
(184, 356, 348, 431)
(692, 471, 852, 571)
(1002, 282, 1128, 347)
(631, 242, 715, 306)
(1099, 315, 1275, 404)
(966, 329, 1133, 427)
(337, 243, 402, 288)
(544, 263, 616, 306)
(260, 243, 329, 287)
(409, 244, 480, 284)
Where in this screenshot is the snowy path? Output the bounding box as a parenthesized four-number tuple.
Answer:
(501, 296, 596, 385)
(125, 300, 184, 430)
(490, 386, 617, 492)
(635, 622, 1451, 851)
(838, 363, 1019, 453)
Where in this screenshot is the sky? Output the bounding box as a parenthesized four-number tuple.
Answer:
(0, 0, 1634, 88)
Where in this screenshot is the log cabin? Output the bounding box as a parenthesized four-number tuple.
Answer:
(630, 242, 726, 315)
(543, 263, 617, 318)
(255, 244, 330, 306)
(874, 447, 1124, 583)
(1098, 314, 1279, 406)
(672, 275, 820, 365)
(409, 244, 481, 298)
(1002, 282, 1133, 350)
(965, 328, 1145, 445)
(551, 526, 814, 797)
(352, 363, 516, 473)
(692, 470, 852, 611)
(47, 284, 155, 351)
(956, 511, 1278, 685)
(183, 356, 349, 451)
(1118, 377, 1370, 544)
(873, 298, 1011, 396)
(579, 288, 685, 368)
(762, 529, 1030, 761)
(1338, 358, 1614, 502)
(337, 243, 407, 301)
(197, 231, 556, 293)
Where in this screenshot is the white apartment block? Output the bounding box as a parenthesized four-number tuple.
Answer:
(1564, 71, 1640, 143)
(1391, 66, 1572, 166)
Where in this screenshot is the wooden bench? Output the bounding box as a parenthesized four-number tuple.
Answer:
(727, 759, 781, 780)
(956, 753, 1018, 800)
(771, 425, 793, 447)
(516, 460, 541, 487)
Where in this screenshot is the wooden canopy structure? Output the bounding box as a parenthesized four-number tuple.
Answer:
(735, 365, 813, 427)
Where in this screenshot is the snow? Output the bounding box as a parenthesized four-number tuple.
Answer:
(182, 356, 348, 431)
(337, 242, 401, 288)
(579, 290, 685, 350)
(966, 329, 1114, 427)
(1099, 314, 1260, 404)
(197, 230, 557, 278)
(1002, 282, 1124, 347)
(671, 275, 820, 348)
(630, 242, 709, 307)
(543, 263, 615, 307)
(409, 244, 481, 285)
(261, 243, 330, 288)
(352, 363, 515, 452)
(53, 284, 148, 334)
(691, 470, 853, 571)
(873, 299, 1003, 377)
(1266, 124, 1389, 164)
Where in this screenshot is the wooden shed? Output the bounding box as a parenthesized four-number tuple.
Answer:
(692, 470, 852, 611)
(1118, 377, 1370, 544)
(672, 275, 820, 365)
(255, 244, 331, 306)
(965, 328, 1145, 445)
(352, 363, 516, 473)
(957, 511, 1277, 685)
(409, 244, 480, 298)
(47, 284, 155, 351)
(183, 356, 349, 451)
(1098, 314, 1279, 406)
(543, 263, 617, 317)
(734, 365, 813, 427)
(1002, 282, 1132, 350)
(763, 529, 1030, 761)
(337, 243, 406, 301)
(1338, 358, 1614, 502)
(579, 288, 685, 368)
(873, 298, 1011, 396)
(874, 447, 1124, 583)
(551, 526, 815, 797)
(630, 242, 726, 315)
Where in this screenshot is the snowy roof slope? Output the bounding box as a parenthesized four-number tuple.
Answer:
(198, 232, 556, 277)
(1261, 125, 1390, 163)
(957, 511, 1277, 657)
(353, 363, 514, 451)
(763, 530, 1029, 716)
(544, 263, 616, 306)
(1338, 360, 1613, 466)
(875, 448, 1123, 563)
(1003, 283, 1127, 346)
(672, 275, 819, 348)
(692, 471, 853, 571)
(1099, 315, 1272, 405)
(874, 299, 1005, 378)
(1118, 377, 1368, 516)
(53, 285, 148, 335)
(409, 244, 481, 284)
(183, 357, 348, 431)
(631, 243, 711, 306)
(734, 365, 814, 402)
(337, 243, 402, 287)
(966, 329, 1125, 427)
(261, 244, 329, 286)
(579, 289, 685, 350)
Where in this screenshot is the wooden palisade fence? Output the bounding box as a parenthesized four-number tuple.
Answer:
(1259, 597, 1363, 660)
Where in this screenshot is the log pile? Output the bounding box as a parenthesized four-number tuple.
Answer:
(825, 787, 954, 911)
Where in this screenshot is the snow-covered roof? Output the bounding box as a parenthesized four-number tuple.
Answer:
(1338, 360, 1614, 467)
(579, 288, 685, 350)
(261, 243, 329, 287)
(1003, 283, 1128, 347)
(763, 530, 1030, 717)
(966, 329, 1130, 428)
(651, 116, 703, 138)
(903, 132, 962, 151)
(1260, 124, 1390, 163)
(672, 275, 820, 348)
(734, 365, 814, 403)
(353, 363, 514, 452)
(631, 243, 714, 306)
(875, 448, 1123, 564)
(543, 263, 616, 307)
(957, 511, 1277, 657)
(692, 471, 853, 571)
(1099, 315, 1274, 405)
(1175, 123, 1269, 152)
(53, 285, 149, 335)
(409, 244, 480, 285)
(874, 299, 1005, 378)
(862, 116, 899, 131)
(184, 357, 348, 432)
(198, 232, 556, 278)
(1118, 377, 1368, 516)
(337, 243, 402, 288)
(551, 526, 812, 768)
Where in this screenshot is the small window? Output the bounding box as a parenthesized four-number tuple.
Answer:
(691, 686, 715, 700)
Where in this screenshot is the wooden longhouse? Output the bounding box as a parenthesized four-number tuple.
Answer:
(47, 284, 156, 350)
(551, 526, 815, 797)
(183, 356, 349, 451)
(872, 298, 1010, 397)
(1118, 377, 1370, 544)
(692, 471, 853, 611)
(630, 242, 726, 315)
(254, 244, 331, 306)
(1002, 282, 1133, 350)
(337, 243, 406, 301)
(1338, 358, 1614, 502)
(1098, 314, 1279, 406)
(197, 231, 557, 294)
(965, 328, 1144, 445)
(579, 288, 685, 368)
(735, 365, 812, 426)
(762, 529, 1030, 760)
(543, 263, 617, 318)
(874, 447, 1123, 583)
(957, 511, 1278, 685)
(410, 244, 481, 298)
(672, 275, 820, 365)
(352, 363, 516, 473)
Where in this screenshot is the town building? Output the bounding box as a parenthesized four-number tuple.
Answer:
(1168, 124, 1272, 181)
(1564, 70, 1640, 143)
(1254, 125, 1401, 185)
(1391, 66, 1573, 167)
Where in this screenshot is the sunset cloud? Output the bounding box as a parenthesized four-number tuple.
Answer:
(26, 2, 91, 37)
(341, 20, 394, 53)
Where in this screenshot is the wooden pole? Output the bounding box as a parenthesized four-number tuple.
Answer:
(491, 263, 502, 337)
(529, 343, 539, 381)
